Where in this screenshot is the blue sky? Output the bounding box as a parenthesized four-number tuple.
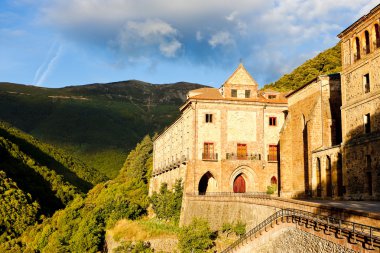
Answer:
(0, 0, 378, 88)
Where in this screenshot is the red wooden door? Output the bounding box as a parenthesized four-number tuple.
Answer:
(233, 175, 246, 193)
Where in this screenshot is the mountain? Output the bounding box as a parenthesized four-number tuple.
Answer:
(263, 43, 341, 91)
(0, 81, 206, 178)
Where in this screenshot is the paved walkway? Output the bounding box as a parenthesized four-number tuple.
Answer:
(302, 199, 380, 214)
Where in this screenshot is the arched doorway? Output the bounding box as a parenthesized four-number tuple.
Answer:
(198, 172, 217, 195)
(270, 176, 277, 185)
(337, 153, 343, 197)
(233, 174, 246, 193)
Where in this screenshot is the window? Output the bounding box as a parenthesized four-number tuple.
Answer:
(363, 73, 370, 93)
(268, 145, 278, 162)
(245, 90, 251, 98)
(203, 142, 217, 160)
(269, 117, 277, 126)
(365, 30, 370, 54)
(231, 89, 237, 97)
(237, 143, 247, 159)
(375, 24, 380, 48)
(268, 95, 277, 99)
(205, 114, 213, 123)
(355, 37, 361, 61)
(364, 113, 371, 133)
(270, 176, 277, 185)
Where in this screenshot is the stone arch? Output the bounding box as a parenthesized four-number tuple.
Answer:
(230, 166, 256, 192)
(198, 171, 217, 195)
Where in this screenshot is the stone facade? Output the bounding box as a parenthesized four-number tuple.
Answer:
(279, 75, 342, 199)
(338, 4, 380, 200)
(150, 64, 287, 196)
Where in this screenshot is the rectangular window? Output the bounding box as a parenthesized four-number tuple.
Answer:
(268, 95, 277, 99)
(364, 113, 371, 133)
(205, 114, 213, 123)
(203, 142, 216, 160)
(268, 145, 278, 162)
(237, 144, 247, 160)
(231, 89, 237, 97)
(366, 155, 372, 171)
(363, 73, 370, 93)
(269, 117, 277, 126)
(245, 90, 251, 98)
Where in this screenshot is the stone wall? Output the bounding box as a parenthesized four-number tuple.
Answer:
(340, 7, 380, 200)
(180, 196, 279, 230)
(279, 75, 341, 198)
(239, 227, 356, 253)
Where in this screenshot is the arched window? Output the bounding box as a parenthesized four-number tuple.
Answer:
(270, 176, 277, 185)
(355, 37, 361, 61)
(375, 24, 380, 48)
(365, 30, 370, 54)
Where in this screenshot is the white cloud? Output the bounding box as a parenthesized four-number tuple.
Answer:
(31, 0, 379, 83)
(209, 31, 234, 48)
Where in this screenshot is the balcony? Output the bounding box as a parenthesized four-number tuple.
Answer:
(226, 153, 261, 160)
(202, 153, 218, 161)
(152, 155, 188, 176)
(267, 154, 278, 162)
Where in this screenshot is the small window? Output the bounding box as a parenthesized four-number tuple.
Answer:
(205, 114, 213, 123)
(366, 155, 372, 171)
(269, 117, 277, 126)
(245, 90, 250, 98)
(364, 113, 371, 133)
(375, 24, 380, 48)
(231, 89, 237, 97)
(363, 73, 370, 93)
(268, 95, 277, 99)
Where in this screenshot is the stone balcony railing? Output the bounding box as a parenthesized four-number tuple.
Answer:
(152, 155, 188, 176)
(225, 153, 261, 161)
(202, 153, 218, 161)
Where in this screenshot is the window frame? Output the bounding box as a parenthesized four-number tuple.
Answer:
(268, 144, 278, 162)
(231, 89, 237, 97)
(363, 73, 370, 93)
(245, 90, 251, 98)
(205, 113, 213, 123)
(269, 117, 277, 126)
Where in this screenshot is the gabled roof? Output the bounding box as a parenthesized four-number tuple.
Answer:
(222, 63, 259, 87)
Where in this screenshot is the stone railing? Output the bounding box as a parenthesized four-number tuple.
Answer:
(222, 208, 380, 253)
(152, 155, 187, 176)
(225, 153, 261, 160)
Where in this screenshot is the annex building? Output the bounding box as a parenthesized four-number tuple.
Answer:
(149, 64, 287, 195)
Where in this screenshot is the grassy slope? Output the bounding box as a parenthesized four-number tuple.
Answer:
(0, 81, 205, 178)
(263, 43, 341, 91)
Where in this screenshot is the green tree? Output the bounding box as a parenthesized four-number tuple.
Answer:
(178, 218, 213, 253)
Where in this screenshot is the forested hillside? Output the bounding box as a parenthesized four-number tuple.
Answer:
(0, 122, 106, 233)
(263, 43, 341, 91)
(0, 81, 205, 178)
(0, 135, 154, 252)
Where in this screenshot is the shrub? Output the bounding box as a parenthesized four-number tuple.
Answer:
(178, 218, 213, 253)
(233, 221, 246, 236)
(266, 184, 277, 195)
